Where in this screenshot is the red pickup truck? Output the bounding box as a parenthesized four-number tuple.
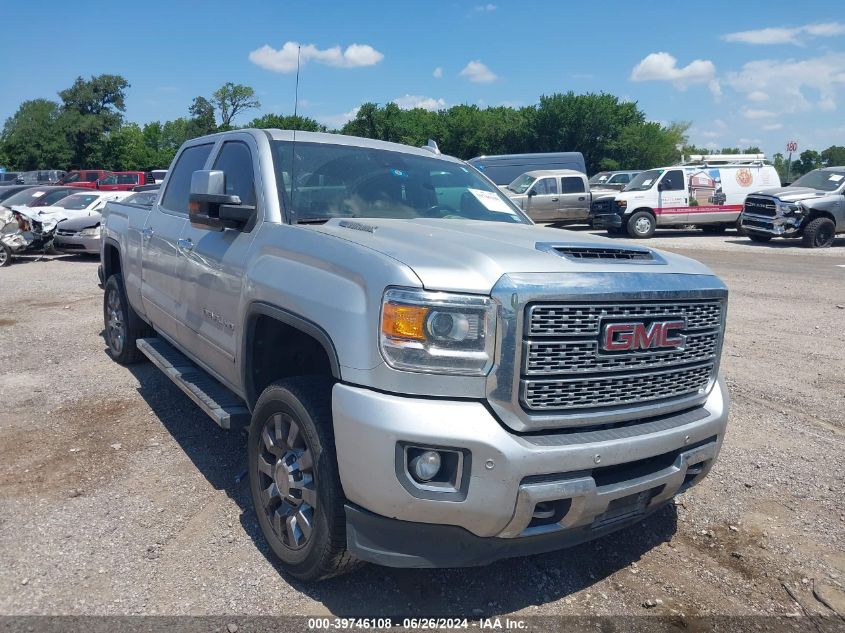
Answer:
(60, 170, 112, 189)
(96, 171, 156, 191)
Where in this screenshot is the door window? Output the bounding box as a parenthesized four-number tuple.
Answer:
(212, 142, 256, 206)
(661, 170, 684, 191)
(561, 177, 585, 193)
(161, 144, 214, 214)
(531, 177, 558, 195)
(610, 174, 630, 184)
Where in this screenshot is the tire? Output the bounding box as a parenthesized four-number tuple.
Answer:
(801, 216, 836, 249)
(747, 232, 772, 243)
(735, 217, 747, 235)
(103, 273, 154, 364)
(248, 377, 360, 582)
(626, 211, 656, 239)
(0, 243, 11, 267)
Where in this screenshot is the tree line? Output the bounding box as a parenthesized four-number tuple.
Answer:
(2, 74, 843, 179)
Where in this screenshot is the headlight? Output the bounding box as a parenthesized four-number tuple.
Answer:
(615, 199, 627, 209)
(79, 225, 101, 237)
(380, 288, 496, 375)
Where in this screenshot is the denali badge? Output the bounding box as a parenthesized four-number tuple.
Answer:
(601, 320, 686, 352)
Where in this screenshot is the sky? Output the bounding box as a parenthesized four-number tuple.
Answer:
(2, 0, 845, 159)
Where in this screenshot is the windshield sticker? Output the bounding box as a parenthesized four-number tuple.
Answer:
(32, 191, 45, 197)
(391, 169, 407, 178)
(468, 188, 514, 213)
(641, 179, 653, 187)
(828, 174, 843, 182)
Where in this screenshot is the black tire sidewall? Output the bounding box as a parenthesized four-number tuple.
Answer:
(803, 218, 835, 248)
(248, 380, 340, 577)
(0, 243, 11, 266)
(103, 275, 132, 363)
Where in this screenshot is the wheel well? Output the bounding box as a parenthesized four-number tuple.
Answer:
(246, 314, 337, 409)
(630, 207, 655, 217)
(102, 242, 121, 279)
(807, 210, 835, 224)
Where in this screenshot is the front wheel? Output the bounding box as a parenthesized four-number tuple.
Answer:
(248, 377, 360, 582)
(626, 211, 656, 239)
(802, 217, 836, 248)
(747, 232, 772, 243)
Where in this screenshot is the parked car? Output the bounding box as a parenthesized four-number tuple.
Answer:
(468, 152, 586, 185)
(28, 190, 133, 222)
(60, 169, 113, 189)
(0, 172, 21, 185)
(740, 166, 845, 248)
(0, 185, 37, 204)
(96, 171, 157, 191)
(502, 169, 593, 223)
(151, 169, 167, 184)
(0, 186, 80, 218)
(590, 154, 781, 238)
(588, 170, 641, 193)
(131, 183, 161, 193)
(121, 190, 159, 206)
(15, 170, 66, 185)
(101, 129, 729, 581)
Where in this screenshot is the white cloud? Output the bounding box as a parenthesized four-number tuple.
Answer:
(714, 119, 727, 129)
(747, 90, 769, 101)
(433, 67, 443, 79)
(459, 60, 497, 83)
(318, 106, 360, 129)
(630, 52, 719, 95)
(473, 3, 496, 11)
(738, 138, 762, 146)
(726, 53, 845, 113)
(249, 41, 383, 73)
(741, 107, 777, 119)
(722, 22, 845, 45)
(762, 123, 783, 131)
(393, 95, 446, 111)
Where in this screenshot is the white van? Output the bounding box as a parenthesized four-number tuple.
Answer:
(589, 154, 781, 238)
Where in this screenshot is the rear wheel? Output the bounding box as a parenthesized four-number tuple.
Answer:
(0, 243, 11, 267)
(626, 211, 656, 239)
(801, 217, 836, 248)
(103, 274, 154, 364)
(747, 232, 772, 243)
(249, 377, 360, 582)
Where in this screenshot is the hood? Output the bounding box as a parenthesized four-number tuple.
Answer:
(11, 204, 93, 223)
(306, 218, 716, 293)
(752, 186, 832, 202)
(57, 212, 102, 231)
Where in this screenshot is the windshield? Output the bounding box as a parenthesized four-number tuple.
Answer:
(123, 191, 158, 205)
(624, 169, 664, 192)
(60, 172, 81, 184)
(2, 188, 51, 207)
(55, 194, 98, 210)
(507, 174, 535, 194)
(589, 172, 611, 185)
(790, 169, 845, 192)
(272, 141, 528, 224)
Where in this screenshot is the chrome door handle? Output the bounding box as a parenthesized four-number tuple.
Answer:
(578, 197, 586, 201)
(142, 227, 154, 240)
(177, 238, 194, 252)
(551, 197, 559, 202)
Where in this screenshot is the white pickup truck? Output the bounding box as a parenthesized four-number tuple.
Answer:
(100, 129, 730, 581)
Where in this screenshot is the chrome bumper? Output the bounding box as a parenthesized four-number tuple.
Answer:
(332, 376, 729, 539)
(740, 212, 802, 236)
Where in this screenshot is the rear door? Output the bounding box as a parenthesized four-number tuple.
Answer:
(558, 175, 590, 220)
(656, 169, 688, 225)
(176, 136, 262, 386)
(140, 143, 214, 341)
(524, 177, 560, 222)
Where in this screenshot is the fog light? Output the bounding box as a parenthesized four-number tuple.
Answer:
(410, 450, 442, 482)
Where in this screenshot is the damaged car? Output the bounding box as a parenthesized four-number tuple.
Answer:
(0, 207, 59, 266)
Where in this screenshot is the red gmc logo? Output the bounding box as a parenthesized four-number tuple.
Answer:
(601, 320, 686, 352)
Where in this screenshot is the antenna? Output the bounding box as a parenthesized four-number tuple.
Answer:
(290, 44, 301, 223)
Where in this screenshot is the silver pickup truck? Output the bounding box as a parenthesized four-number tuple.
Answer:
(740, 166, 845, 248)
(101, 130, 730, 581)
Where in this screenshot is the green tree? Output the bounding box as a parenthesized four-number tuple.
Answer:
(58, 74, 130, 167)
(610, 121, 688, 170)
(821, 145, 845, 167)
(187, 96, 217, 137)
(0, 99, 72, 169)
(792, 149, 822, 176)
(211, 83, 260, 128)
(246, 113, 326, 132)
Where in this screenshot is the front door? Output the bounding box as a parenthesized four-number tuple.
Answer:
(656, 169, 688, 225)
(524, 177, 560, 222)
(140, 143, 214, 341)
(177, 139, 261, 387)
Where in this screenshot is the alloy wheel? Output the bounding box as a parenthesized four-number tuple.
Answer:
(106, 288, 125, 355)
(256, 412, 317, 551)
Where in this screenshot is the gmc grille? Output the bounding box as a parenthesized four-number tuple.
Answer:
(520, 301, 723, 413)
(743, 196, 777, 217)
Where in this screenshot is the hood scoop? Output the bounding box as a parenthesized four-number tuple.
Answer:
(536, 242, 663, 264)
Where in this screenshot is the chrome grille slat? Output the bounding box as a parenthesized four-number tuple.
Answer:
(522, 364, 713, 410)
(527, 301, 722, 337)
(525, 332, 718, 375)
(743, 196, 777, 218)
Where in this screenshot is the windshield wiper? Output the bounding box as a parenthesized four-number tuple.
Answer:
(295, 216, 331, 224)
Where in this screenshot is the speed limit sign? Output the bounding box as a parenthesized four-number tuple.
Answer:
(786, 141, 798, 153)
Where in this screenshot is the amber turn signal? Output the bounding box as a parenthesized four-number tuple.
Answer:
(382, 303, 429, 341)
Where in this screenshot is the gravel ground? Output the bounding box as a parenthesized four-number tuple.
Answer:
(0, 231, 843, 622)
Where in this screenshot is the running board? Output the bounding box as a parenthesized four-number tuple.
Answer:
(136, 338, 250, 430)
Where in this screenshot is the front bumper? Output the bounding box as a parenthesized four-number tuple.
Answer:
(333, 377, 728, 566)
(740, 212, 803, 237)
(54, 234, 100, 254)
(590, 212, 623, 228)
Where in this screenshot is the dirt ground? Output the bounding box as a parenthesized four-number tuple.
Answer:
(0, 230, 843, 624)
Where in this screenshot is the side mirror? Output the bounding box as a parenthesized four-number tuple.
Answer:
(656, 181, 666, 192)
(189, 170, 255, 231)
(527, 189, 537, 197)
